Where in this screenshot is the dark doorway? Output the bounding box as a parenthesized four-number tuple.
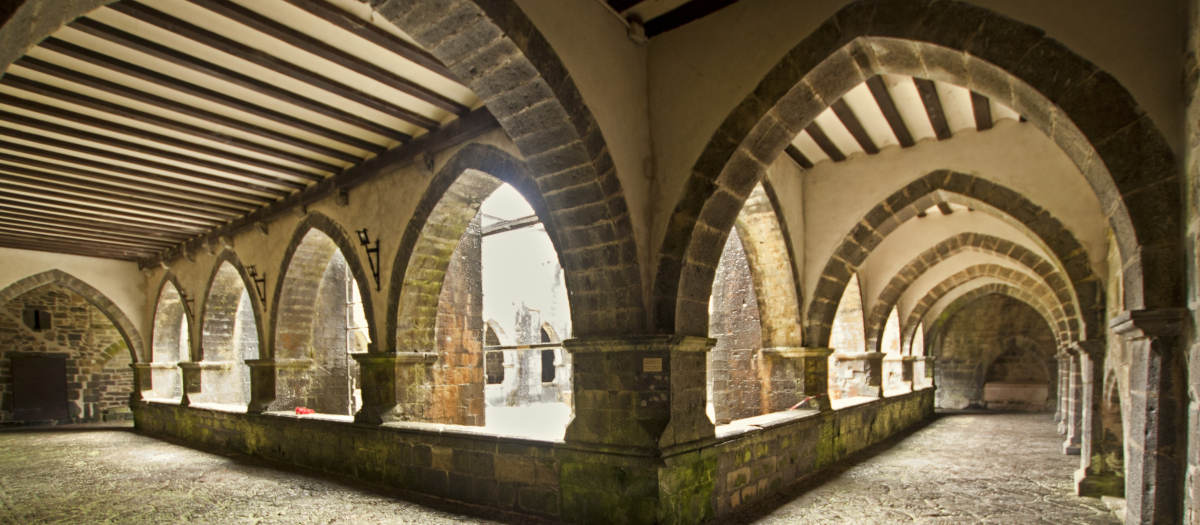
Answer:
(12, 356, 68, 421)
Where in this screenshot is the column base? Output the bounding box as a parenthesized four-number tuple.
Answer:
(352, 352, 438, 425)
(129, 363, 153, 402)
(762, 347, 833, 412)
(1063, 440, 1081, 455)
(177, 362, 202, 406)
(244, 359, 277, 414)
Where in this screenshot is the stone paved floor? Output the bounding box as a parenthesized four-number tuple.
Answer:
(0, 413, 1120, 524)
(720, 412, 1121, 524)
(0, 423, 553, 524)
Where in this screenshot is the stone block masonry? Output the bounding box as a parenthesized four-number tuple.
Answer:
(133, 388, 933, 524)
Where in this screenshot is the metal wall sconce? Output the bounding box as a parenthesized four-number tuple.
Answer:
(356, 228, 381, 292)
(246, 265, 268, 304)
(178, 290, 196, 320)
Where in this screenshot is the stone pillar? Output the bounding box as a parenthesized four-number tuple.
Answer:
(244, 359, 276, 414)
(924, 356, 936, 388)
(832, 352, 884, 398)
(900, 356, 917, 392)
(178, 362, 202, 406)
(1111, 309, 1188, 525)
(1063, 349, 1082, 455)
(129, 363, 152, 402)
(762, 347, 833, 412)
(1055, 350, 1069, 431)
(1072, 340, 1122, 497)
(352, 352, 438, 424)
(564, 335, 714, 449)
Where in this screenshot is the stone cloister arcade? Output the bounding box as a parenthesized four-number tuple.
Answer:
(0, 0, 1192, 523)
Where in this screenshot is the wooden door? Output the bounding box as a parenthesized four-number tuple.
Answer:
(11, 356, 68, 421)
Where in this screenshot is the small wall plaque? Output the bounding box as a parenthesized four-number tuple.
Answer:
(642, 357, 663, 373)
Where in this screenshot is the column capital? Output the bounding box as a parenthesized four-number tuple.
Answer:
(763, 346, 833, 359)
(1109, 308, 1189, 341)
(562, 334, 715, 354)
(1069, 340, 1104, 357)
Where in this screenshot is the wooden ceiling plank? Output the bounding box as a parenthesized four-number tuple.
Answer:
(70, 17, 418, 144)
(280, 0, 459, 84)
(0, 186, 224, 228)
(607, 0, 648, 13)
(0, 144, 267, 207)
(830, 99, 879, 155)
(784, 144, 813, 169)
(0, 213, 181, 245)
(865, 76, 915, 148)
(0, 208, 194, 240)
(140, 106, 499, 268)
(0, 128, 298, 196)
(1, 75, 343, 172)
(912, 77, 952, 140)
(0, 170, 237, 221)
(115, 1, 438, 131)
(177, 0, 466, 116)
(971, 91, 993, 131)
(644, 0, 740, 38)
(0, 108, 319, 188)
(0, 201, 205, 239)
(0, 236, 147, 260)
(0, 91, 325, 181)
(936, 202, 954, 215)
(803, 122, 846, 162)
(0, 193, 217, 231)
(39, 38, 391, 152)
(0, 158, 246, 216)
(0, 224, 175, 250)
(15, 57, 362, 162)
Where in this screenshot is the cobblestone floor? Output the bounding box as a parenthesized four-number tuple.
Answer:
(720, 412, 1121, 524)
(0, 413, 1119, 524)
(0, 423, 552, 524)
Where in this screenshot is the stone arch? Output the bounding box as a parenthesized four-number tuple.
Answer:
(903, 266, 1073, 353)
(2, 0, 643, 336)
(272, 212, 378, 358)
(540, 322, 560, 343)
(195, 252, 267, 406)
(390, 143, 554, 353)
(829, 273, 866, 354)
(198, 251, 267, 362)
(149, 273, 192, 400)
(731, 182, 803, 347)
(0, 269, 144, 363)
(485, 319, 510, 346)
(865, 232, 1083, 353)
(808, 172, 1101, 348)
(919, 282, 1050, 355)
(654, 0, 1175, 336)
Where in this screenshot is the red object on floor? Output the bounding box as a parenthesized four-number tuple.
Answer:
(295, 407, 314, 415)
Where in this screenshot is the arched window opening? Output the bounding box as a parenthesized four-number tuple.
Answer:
(828, 274, 868, 405)
(275, 230, 370, 416)
(1, 284, 132, 423)
(477, 183, 572, 438)
(912, 323, 927, 388)
(197, 262, 258, 408)
(1102, 373, 1125, 478)
(150, 281, 188, 402)
(706, 228, 765, 425)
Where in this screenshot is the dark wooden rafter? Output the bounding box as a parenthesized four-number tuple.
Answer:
(0, 168, 239, 221)
(0, 159, 247, 216)
(0, 183, 222, 226)
(37, 38, 391, 152)
(0, 212, 186, 244)
(0, 128, 297, 196)
(803, 123, 846, 162)
(0, 144, 268, 207)
(829, 99, 878, 154)
(606, 0, 648, 12)
(12, 57, 362, 162)
(0, 208, 193, 241)
(0, 76, 342, 173)
(0, 224, 174, 250)
(68, 17, 413, 145)
(0, 198, 205, 233)
(140, 107, 501, 268)
(865, 76, 914, 148)
(912, 77, 952, 140)
(936, 202, 954, 215)
(644, 0, 740, 37)
(280, 0, 458, 83)
(970, 91, 993, 131)
(0, 236, 146, 260)
(784, 144, 812, 169)
(0, 105, 319, 187)
(179, 0, 466, 115)
(112, 1, 440, 130)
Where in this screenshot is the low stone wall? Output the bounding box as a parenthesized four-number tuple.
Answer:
(134, 388, 935, 524)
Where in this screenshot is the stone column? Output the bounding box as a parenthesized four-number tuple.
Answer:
(1111, 309, 1188, 525)
(1055, 350, 1069, 431)
(900, 356, 917, 392)
(1072, 340, 1122, 497)
(563, 335, 714, 449)
(352, 352, 438, 424)
(129, 363, 153, 402)
(762, 347, 833, 412)
(1063, 349, 1082, 455)
(832, 352, 885, 398)
(244, 359, 276, 414)
(924, 356, 936, 388)
(178, 362, 202, 406)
